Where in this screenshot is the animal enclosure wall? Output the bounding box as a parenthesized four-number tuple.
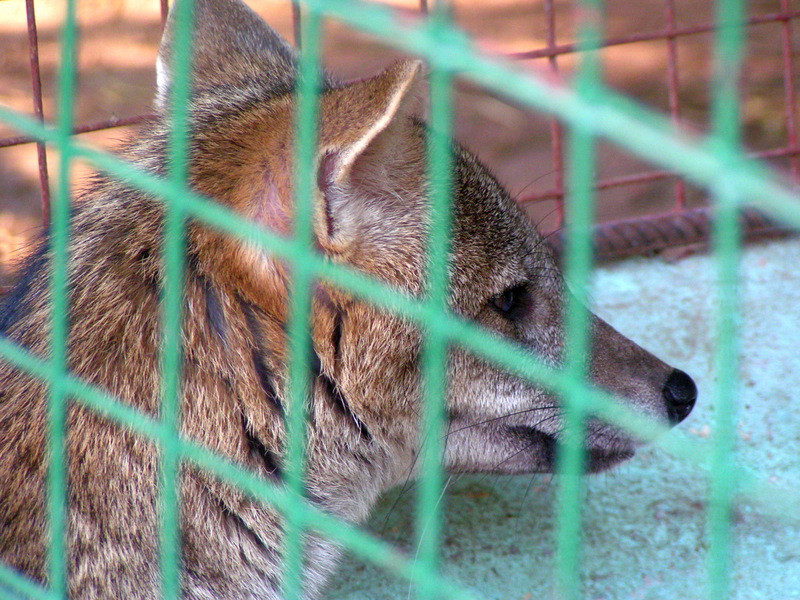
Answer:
(1, 0, 798, 269)
(0, 0, 799, 599)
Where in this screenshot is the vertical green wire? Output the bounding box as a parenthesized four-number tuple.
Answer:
(555, 1, 603, 598)
(49, 0, 78, 596)
(160, 0, 196, 597)
(707, 0, 744, 596)
(282, 7, 321, 600)
(416, 4, 453, 599)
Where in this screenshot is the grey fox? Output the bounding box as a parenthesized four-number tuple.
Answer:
(0, 0, 696, 597)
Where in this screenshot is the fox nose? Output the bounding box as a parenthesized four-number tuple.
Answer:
(663, 369, 697, 425)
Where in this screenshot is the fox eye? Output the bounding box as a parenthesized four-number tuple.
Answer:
(490, 284, 527, 316)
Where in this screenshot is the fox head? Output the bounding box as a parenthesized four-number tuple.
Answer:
(156, 0, 696, 492)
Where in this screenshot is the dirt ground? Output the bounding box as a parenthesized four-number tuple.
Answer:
(0, 0, 796, 286)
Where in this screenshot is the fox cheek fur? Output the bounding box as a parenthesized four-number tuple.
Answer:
(0, 0, 696, 597)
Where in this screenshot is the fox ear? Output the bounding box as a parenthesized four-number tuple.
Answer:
(316, 60, 422, 186)
(311, 60, 423, 247)
(244, 60, 422, 248)
(155, 0, 296, 110)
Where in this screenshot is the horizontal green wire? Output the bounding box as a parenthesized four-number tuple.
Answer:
(0, 197, 791, 527)
(0, 109, 625, 417)
(0, 113, 795, 547)
(0, 109, 794, 511)
(0, 62, 796, 231)
(0, 564, 57, 600)
(0, 336, 476, 600)
(0, 290, 791, 600)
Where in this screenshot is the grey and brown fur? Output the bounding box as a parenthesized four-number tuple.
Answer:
(0, 0, 697, 598)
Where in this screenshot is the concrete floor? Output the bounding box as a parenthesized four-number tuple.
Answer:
(328, 236, 800, 600)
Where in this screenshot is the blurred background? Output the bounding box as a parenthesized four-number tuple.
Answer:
(0, 0, 796, 284)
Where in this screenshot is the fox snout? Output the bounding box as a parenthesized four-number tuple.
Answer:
(588, 314, 696, 432)
(663, 368, 697, 425)
(577, 365, 696, 474)
(445, 274, 698, 476)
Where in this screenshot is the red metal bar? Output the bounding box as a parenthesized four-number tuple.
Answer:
(0, 0, 796, 265)
(522, 170, 680, 204)
(0, 114, 155, 150)
(509, 9, 800, 61)
(546, 207, 793, 261)
(291, 1, 302, 49)
(754, 146, 800, 160)
(545, 0, 565, 229)
(663, 0, 687, 211)
(25, 0, 50, 226)
(520, 144, 800, 204)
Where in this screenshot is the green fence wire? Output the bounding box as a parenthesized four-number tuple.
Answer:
(0, 0, 799, 599)
(706, 0, 745, 597)
(554, 1, 604, 597)
(416, 6, 453, 599)
(159, 0, 195, 597)
(45, 0, 75, 591)
(283, 8, 321, 599)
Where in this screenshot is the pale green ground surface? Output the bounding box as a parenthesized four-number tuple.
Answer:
(328, 236, 800, 600)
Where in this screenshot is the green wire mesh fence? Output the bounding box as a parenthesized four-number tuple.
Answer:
(0, 0, 799, 599)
